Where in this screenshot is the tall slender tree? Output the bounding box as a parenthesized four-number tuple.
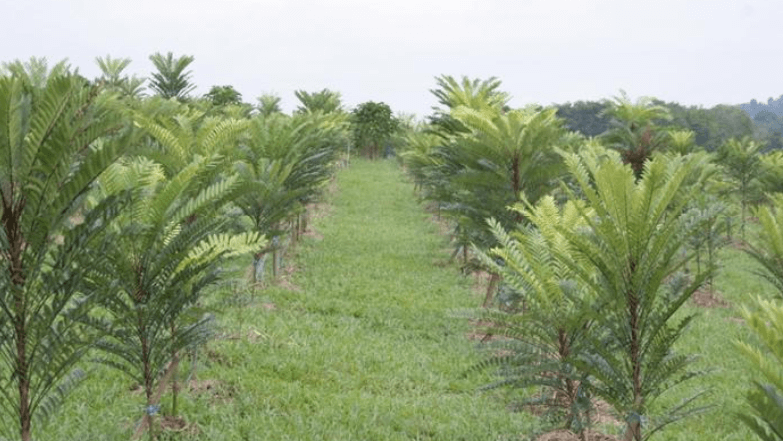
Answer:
(0, 72, 127, 441)
(83, 156, 264, 438)
(470, 197, 596, 437)
(294, 89, 343, 114)
(735, 297, 783, 441)
(257, 93, 282, 116)
(148, 52, 195, 100)
(95, 55, 146, 98)
(601, 91, 672, 179)
(559, 151, 711, 441)
(716, 136, 765, 240)
(204, 85, 242, 107)
(435, 105, 573, 303)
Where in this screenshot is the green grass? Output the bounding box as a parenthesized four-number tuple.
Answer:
(38, 160, 780, 440)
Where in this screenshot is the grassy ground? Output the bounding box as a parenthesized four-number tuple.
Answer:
(40, 159, 776, 440)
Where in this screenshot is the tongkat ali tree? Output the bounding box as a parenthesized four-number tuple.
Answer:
(0, 71, 128, 441)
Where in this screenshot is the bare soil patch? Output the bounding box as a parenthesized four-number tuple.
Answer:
(205, 348, 233, 367)
(160, 415, 197, 435)
(590, 400, 622, 427)
(277, 264, 303, 292)
(690, 288, 731, 308)
(725, 316, 745, 325)
(536, 429, 619, 441)
(465, 319, 504, 342)
(428, 212, 453, 236)
(188, 378, 235, 405)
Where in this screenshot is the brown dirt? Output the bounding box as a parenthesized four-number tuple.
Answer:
(690, 288, 731, 308)
(725, 316, 746, 325)
(301, 229, 324, 240)
(428, 212, 454, 236)
(262, 302, 277, 310)
(471, 270, 492, 296)
(464, 319, 505, 342)
(536, 429, 620, 441)
(216, 327, 270, 344)
(243, 199, 332, 289)
(728, 238, 750, 251)
(188, 378, 235, 405)
(160, 415, 195, 433)
(590, 400, 622, 427)
(301, 201, 332, 240)
(128, 383, 143, 395)
(277, 263, 303, 292)
(518, 392, 622, 430)
(205, 348, 233, 366)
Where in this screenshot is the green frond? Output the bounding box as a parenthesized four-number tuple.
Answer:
(735, 297, 783, 440)
(185, 232, 266, 267)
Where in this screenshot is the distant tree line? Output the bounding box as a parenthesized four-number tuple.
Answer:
(738, 95, 783, 151)
(554, 99, 757, 150)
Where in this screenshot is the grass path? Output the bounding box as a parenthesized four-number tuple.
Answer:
(192, 159, 532, 440)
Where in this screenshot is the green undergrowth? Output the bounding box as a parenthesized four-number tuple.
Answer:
(42, 159, 535, 440)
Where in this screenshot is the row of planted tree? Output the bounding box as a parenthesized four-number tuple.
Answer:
(399, 76, 783, 440)
(0, 54, 402, 440)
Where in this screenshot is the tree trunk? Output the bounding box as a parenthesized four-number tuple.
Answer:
(482, 273, 500, 308)
(623, 420, 641, 441)
(16, 319, 31, 441)
(252, 253, 266, 284)
(140, 312, 156, 441)
(511, 155, 524, 223)
(170, 323, 179, 417)
(741, 190, 747, 242)
(627, 286, 643, 441)
(707, 222, 715, 291)
(7, 207, 31, 441)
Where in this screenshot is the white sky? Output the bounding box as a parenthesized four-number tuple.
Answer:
(2, 0, 781, 116)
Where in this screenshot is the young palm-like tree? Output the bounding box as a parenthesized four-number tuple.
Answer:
(470, 197, 596, 437)
(0, 73, 127, 441)
(148, 52, 196, 101)
(744, 194, 783, 299)
(435, 105, 573, 303)
(735, 297, 783, 440)
(1, 57, 72, 89)
(234, 113, 341, 281)
(133, 105, 248, 177)
(559, 152, 711, 441)
(294, 89, 343, 114)
(83, 156, 264, 438)
(716, 136, 765, 240)
(666, 129, 697, 155)
(257, 93, 282, 116)
(428, 75, 509, 139)
(736, 194, 783, 439)
(430, 75, 508, 114)
(95, 55, 146, 98)
(601, 91, 672, 179)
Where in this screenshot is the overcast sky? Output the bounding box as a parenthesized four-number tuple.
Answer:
(2, 0, 781, 116)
